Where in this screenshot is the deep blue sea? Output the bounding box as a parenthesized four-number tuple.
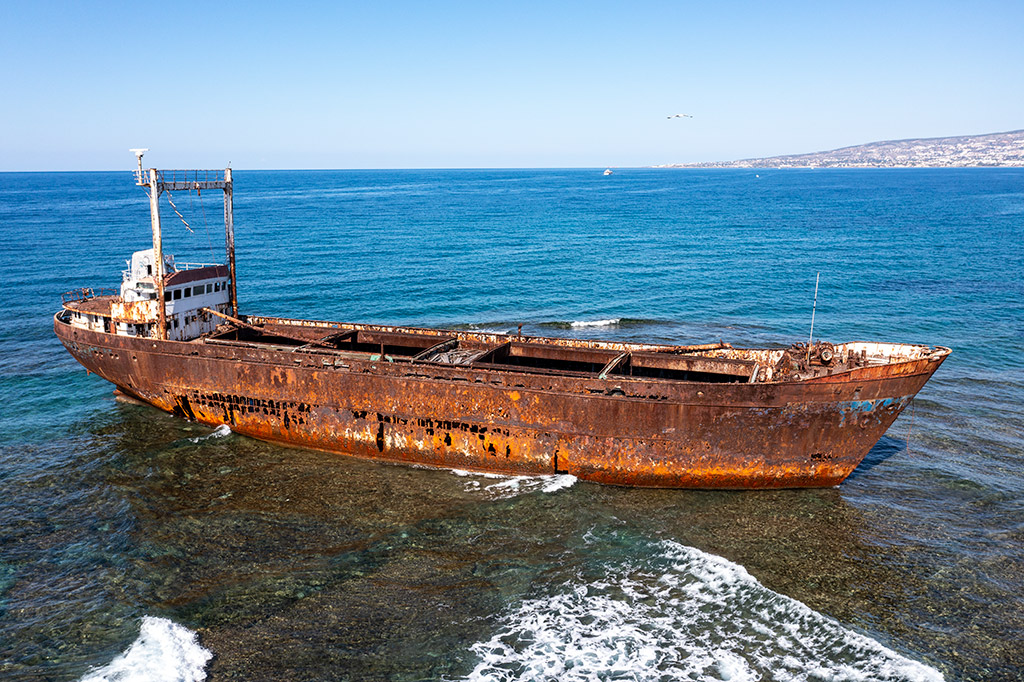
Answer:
(1, 168, 1022, 681)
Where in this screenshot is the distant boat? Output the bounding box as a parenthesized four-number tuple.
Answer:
(603, 168, 613, 176)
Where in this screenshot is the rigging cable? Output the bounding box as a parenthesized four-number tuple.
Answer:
(165, 182, 218, 265)
(164, 190, 194, 233)
(197, 186, 217, 265)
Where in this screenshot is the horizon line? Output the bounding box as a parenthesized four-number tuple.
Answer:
(5, 165, 1024, 173)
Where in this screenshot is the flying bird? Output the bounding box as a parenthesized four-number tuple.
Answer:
(667, 114, 693, 119)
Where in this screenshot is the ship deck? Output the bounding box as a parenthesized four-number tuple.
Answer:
(197, 315, 950, 385)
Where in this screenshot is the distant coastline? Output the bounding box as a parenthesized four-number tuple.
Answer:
(657, 129, 1024, 168)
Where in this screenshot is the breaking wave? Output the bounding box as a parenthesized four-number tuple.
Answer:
(569, 318, 620, 328)
(79, 616, 212, 682)
(465, 539, 942, 682)
(447, 318, 666, 334)
(186, 424, 231, 443)
(452, 470, 577, 499)
(537, 318, 663, 330)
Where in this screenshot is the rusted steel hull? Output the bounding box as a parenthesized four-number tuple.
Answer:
(54, 313, 949, 489)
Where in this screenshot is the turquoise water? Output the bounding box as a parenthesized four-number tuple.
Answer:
(1, 168, 1022, 680)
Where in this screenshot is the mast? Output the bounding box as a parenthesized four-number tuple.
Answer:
(224, 168, 238, 317)
(148, 167, 168, 339)
(132, 150, 237, 338)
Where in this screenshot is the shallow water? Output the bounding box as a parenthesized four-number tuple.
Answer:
(1, 168, 1022, 680)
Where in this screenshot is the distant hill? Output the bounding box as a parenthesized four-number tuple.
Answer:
(661, 129, 1024, 168)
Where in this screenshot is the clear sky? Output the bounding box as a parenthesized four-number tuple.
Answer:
(2, 1, 1022, 170)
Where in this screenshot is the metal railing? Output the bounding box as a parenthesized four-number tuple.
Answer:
(61, 287, 119, 304)
(176, 261, 223, 270)
(134, 168, 227, 187)
(159, 169, 226, 185)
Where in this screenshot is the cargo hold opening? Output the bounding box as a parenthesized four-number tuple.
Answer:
(470, 342, 752, 382)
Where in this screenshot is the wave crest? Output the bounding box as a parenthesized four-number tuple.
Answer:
(80, 616, 212, 682)
(453, 470, 577, 499)
(465, 540, 942, 682)
(186, 424, 231, 444)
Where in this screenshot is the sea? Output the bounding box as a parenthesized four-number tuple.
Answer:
(1, 168, 1022, 681)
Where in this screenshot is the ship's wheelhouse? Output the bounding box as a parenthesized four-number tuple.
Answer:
(65, 249, 232, 341)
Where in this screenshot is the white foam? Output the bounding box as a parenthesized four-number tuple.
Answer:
(453, 471, 577, 499)
(80, 616, 212, 682)
(186, 424, 231, 443)
(465, 540, 943, 682)
(569, 318, 620, 328)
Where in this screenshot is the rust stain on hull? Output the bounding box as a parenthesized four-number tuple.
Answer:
(54, 313, 949, 489)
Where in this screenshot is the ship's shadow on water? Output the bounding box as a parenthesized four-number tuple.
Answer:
(845, 435, 905, 481)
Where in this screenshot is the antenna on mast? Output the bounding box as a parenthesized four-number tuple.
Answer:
(129, 148, 149, 179)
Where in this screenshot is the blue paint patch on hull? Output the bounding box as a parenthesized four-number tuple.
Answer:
(838, 395, 914, 426)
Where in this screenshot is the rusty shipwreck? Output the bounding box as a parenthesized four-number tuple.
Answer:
(54, 159, 950, 488)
